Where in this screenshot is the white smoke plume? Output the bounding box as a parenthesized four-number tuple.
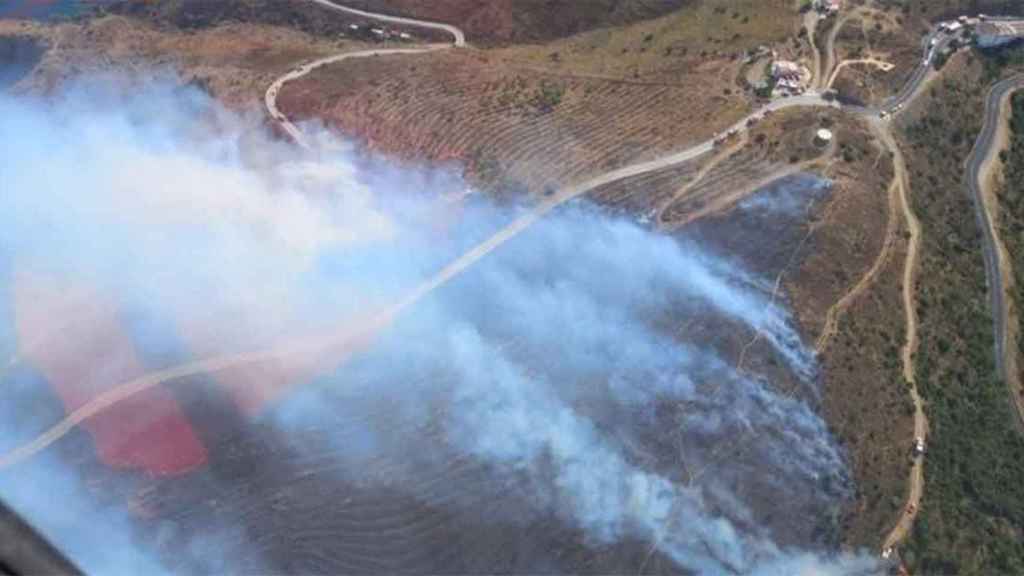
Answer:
(0, 76, 877, 575)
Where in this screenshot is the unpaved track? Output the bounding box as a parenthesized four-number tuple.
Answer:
(804, 11, 822, 90)
(814, 130, 899, 354)
(821, 9, 854, 90)
(827, 58, 895, 89)
(965, 75, 1024, 435)
(662, 156, 828, 231)
(819, 18, 932, 552)
(653, 134, 747, 226)
(880, 122, 925, 550)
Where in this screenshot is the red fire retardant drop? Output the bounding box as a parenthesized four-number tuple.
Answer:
(13, 272, 207, 476)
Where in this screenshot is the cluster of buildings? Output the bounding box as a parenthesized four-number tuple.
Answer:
(933, 14, 1024, 49)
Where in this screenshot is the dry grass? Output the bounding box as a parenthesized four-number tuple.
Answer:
(497, 0, 799, 78)
(830, 6, 924, 105)
(0, 15, 345, 109)
(782, 112, 915, 548)
(345, 0, 696, 45)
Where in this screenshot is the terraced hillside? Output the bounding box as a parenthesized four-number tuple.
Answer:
(279, 47, 749, 195)
(272, 0, 806, 195)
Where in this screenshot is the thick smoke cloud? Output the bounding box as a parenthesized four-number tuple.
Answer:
(0, 77, 876, 575)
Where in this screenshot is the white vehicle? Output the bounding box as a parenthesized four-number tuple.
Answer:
(882, 547, 893, 560)
(913, 437, 926, 455)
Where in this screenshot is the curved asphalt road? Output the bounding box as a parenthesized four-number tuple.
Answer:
(881, 32, 950, 113)
(265, 44, 452, 149)
(265, 0, 465, 150)
(965, 74, 1024, 433)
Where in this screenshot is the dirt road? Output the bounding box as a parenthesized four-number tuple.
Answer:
(826, 58, 895, 89)
(805, 11, 822, 89)
(814, 134, 899, 354)
(820, 9, 852, 90)
(818, 16, 934, 553)
(879, 122, 926, 551)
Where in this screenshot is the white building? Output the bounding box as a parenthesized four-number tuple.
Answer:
(772, 60, 802, 85)
(942, 21, 963, 33)
(772, 60, 808, 93)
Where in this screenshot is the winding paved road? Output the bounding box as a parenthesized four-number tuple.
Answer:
(265, 0, 465, 149)
(264, 44, 451, 149)
(880, 31, 949, 113)
(965, 75, 1024, 434)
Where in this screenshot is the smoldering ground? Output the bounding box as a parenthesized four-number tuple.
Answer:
(0, 77, 877, 575)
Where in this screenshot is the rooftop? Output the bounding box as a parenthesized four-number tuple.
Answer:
(772, 60, 801, 76)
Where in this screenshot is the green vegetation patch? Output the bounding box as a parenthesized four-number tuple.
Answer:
(999, 91, 1024, 412)
(900, 61, 1024, 575)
